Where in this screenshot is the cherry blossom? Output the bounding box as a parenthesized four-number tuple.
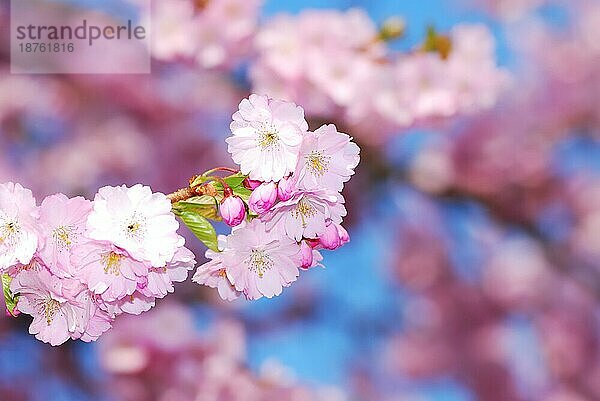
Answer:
(1, 93, 357, 344)
(139, 246, 196, 299)
(262, 189, 346, 242)
(74, 241, 147, 302)
(295, 124, 360, 192)
(0, 182, 39, 271)
(86, 184, 183, 267)
(37, 194, 92, 277)
(223, 220, 300, 300)
(248, 181, 278, 214)
(226, 94, 307, 182)
(10, 267, 88, 346)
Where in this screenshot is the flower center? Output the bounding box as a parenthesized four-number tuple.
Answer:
(292, 198, 317, 228)
(52, 225, 77, 251)
(0, 218, 21, 247)
(246, 249, 274, 278)
(305, 150, 331, 177)
(123, 213, 147, 242)
(101, 252, 123, 276)
(44, 298, 61, 325)
(257, 124, 280, 150)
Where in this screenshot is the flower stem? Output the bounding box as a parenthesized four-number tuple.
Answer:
(202, 167, 239, 177)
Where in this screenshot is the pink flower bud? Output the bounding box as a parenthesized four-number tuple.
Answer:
(243, 178, 262, 190)
(319, 221, 349, 250)
(277, 175, 296, 201)
(249, 182, 278, 214)
(299, 241, 314, 269)
(220, 195, 246, 226)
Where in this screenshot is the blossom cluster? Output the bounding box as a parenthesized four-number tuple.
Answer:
(1, 93, 359, 344)
(99, 302, 346, 401)
(143, 0, 261, 69)
(251, 10, 510, 142)
(138, 2, 508, 145)
(193, 94, 360, 300)
(0, 183, 195, 345)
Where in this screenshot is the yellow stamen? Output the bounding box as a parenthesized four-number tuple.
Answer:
(44, 299, 60, 325)
(292, 198, 317, 228)
(306, 150, 331, 177)
(246, 249, 274, 278)
(101, 252, 123, 276)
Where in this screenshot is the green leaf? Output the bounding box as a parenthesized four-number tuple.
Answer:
(173, 195, 221, 221)
(232, 186, 252, 203)
(191, 172, 247, 190)
(224, 173, 247, 189)
(211, 173, 247, 191)
(174, 209, 219, 252)
(178, 195, 218, 207)
(2, 274, 18, 316)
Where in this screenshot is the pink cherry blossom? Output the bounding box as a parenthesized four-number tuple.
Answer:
(295, 124, 360, 192)
(74, 241, 148, 302)
(194, 0, 261, 69)
(10, 267, 88, 346)
(141, 0, 197, 60)
(37, 194, 92, 277)
(221, 220, 300, 300)
(226, 94, 307, 182)
(86, 185, 184, 267)
(446, 24, 511, 113)
(262, 189, 347, 241)
(0, 182, 38, 272)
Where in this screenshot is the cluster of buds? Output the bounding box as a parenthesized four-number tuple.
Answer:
(188, 94, 360, 300)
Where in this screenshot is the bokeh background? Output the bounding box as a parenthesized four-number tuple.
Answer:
(1, 0, 600, 400)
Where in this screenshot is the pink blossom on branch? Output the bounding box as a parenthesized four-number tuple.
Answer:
(294, 124, 360, 192)
(218, 220, 300, 300)
(86, 184, 184, 268)
(1, 93, 359, 344)
(226, 94, 307, 182)
(142, 0, 262, 69)
(192, 241, 242, 301)
(74, 241, 147, 302)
